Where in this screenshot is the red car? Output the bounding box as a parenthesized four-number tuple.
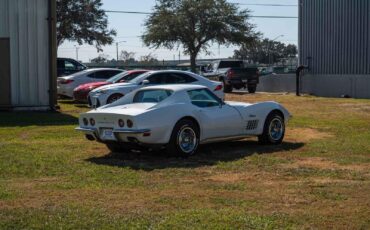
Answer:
(73, 70, 149, 103)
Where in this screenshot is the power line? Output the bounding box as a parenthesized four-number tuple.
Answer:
(234, 3, 297, 7)
(104, 10, 297, 19)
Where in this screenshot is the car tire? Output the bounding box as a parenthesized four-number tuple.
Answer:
(106, 143, 130, 153)
(247, 85, 257, 94)
(223, 81, 233, 93)
(167, 119, 200, 157)
(107, 93, 123, 104)
(258, 111, 285, 145)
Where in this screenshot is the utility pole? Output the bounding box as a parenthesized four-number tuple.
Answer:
(178, 51, 181, 64)
(74, 45, 79, 60)
(115, 40, 126, 61)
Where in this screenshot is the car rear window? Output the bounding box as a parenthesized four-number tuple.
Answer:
(133, 89, 173, 103)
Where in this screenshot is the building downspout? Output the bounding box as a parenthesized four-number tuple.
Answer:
(48, 0, 57, 110)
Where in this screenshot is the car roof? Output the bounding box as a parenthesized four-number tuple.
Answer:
(84, 68, 124, 72)
(126, 69, 149, 73)
(139, 84, 206, 92)
(146, 69, 193, 74)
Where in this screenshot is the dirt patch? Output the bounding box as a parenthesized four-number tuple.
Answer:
(283, 157, 370, 172)
(285, 128, 333, 142)
(340, 103, 370, 112)
(207, 173, 243, 183)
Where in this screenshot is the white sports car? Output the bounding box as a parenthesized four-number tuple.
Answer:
(87, 70, 224, 107)
(76, 84, 291, 156)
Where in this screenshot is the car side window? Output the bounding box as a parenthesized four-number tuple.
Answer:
(187, 89, 221, 108)
(64, 60, 76, 70)
(165, 73, 197, 84)
(146, 74, 165, 84)
(93, 70, 122, 79)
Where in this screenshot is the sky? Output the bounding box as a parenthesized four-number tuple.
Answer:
(58, 0, 298, 62)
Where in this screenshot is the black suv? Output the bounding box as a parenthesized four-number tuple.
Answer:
(57, 58, 87, 77)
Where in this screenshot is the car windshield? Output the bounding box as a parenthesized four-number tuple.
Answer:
(106, 71, 128, 83)
(129, 72, 152, 84)
(133, 89, 173, 103)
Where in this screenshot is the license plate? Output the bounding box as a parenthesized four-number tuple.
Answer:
(101, 129, 116, 141)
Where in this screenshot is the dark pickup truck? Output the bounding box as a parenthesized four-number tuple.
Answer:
(201, 60, 259, 93)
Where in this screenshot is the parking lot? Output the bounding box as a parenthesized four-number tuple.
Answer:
(0, 93, 369, 229)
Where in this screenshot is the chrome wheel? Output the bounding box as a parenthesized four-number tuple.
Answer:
(268, 118, 284, 141)
(178, 127, 197, 154)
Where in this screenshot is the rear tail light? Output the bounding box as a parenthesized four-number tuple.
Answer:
(60, 79, 74, 84)
(83, 118, 88, 126)
(214, 84, 223, 91)
(226, 70, 235, 79)
(127, 119, 133, 128)
(118, 119, 125, 127)
(90, 118, 95, 126)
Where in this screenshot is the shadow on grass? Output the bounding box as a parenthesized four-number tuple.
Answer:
(86, 140, 304, 170)
(0, 111, 78, 127)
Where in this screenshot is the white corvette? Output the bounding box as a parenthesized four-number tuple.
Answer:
(87, 70, 224, 107)
(76, 85, 291, 156)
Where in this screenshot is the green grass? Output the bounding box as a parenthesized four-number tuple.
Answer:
(0, 93, 369, 229)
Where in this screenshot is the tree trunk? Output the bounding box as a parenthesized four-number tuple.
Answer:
(190, 53, 197, 73)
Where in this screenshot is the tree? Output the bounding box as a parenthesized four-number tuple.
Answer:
(233, 39, 297, 64)
(57, 0, 116, 51)
(91, 54, 110, 63)
(142, 0, 258, 72)
(119, 50, 136, 63)
(140, 53, 159, 64)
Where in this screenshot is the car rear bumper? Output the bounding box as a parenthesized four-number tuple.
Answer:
(75, 127, 151, 142)
(226, 77, 259, 85)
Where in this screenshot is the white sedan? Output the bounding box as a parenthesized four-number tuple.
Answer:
(57, 68, 124, 98)
(87, 70, 224, 107)
(76, 84, 291, 156)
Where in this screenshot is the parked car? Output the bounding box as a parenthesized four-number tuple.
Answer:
(88, 70, 224, 107)
(57, 68, 124, 98)
(73, 70, 149, 103)
(76, 84, 290, 156)
(57, 58, 87, 77)
(202, 59, 260, 93)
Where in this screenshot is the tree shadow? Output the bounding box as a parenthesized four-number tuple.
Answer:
(86, 139, 304, 171)
(0, 111, 78, 127)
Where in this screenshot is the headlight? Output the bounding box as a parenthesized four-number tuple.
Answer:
(96, 89, 108, 94)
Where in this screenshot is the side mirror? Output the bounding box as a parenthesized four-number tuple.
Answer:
(141, 79, 150, 85)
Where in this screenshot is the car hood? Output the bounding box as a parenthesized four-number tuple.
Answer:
(77, 81, 109, 90)
(88, 103, 156, 116)
(91, 82, 137, 92)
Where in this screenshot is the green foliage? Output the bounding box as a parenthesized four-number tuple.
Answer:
(56, 0, 116, 51)
(234, 38, 298, 64)
(143, 0, 258, 72)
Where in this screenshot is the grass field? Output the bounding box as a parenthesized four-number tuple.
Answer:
(0, 93, 369, 229)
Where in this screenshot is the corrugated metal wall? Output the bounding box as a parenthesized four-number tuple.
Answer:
(0, 0, 50, 108)
(299, 0, 370, 75)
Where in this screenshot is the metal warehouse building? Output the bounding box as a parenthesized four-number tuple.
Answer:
(0, 0, 57, 110)
(299, 0, 370, 98)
